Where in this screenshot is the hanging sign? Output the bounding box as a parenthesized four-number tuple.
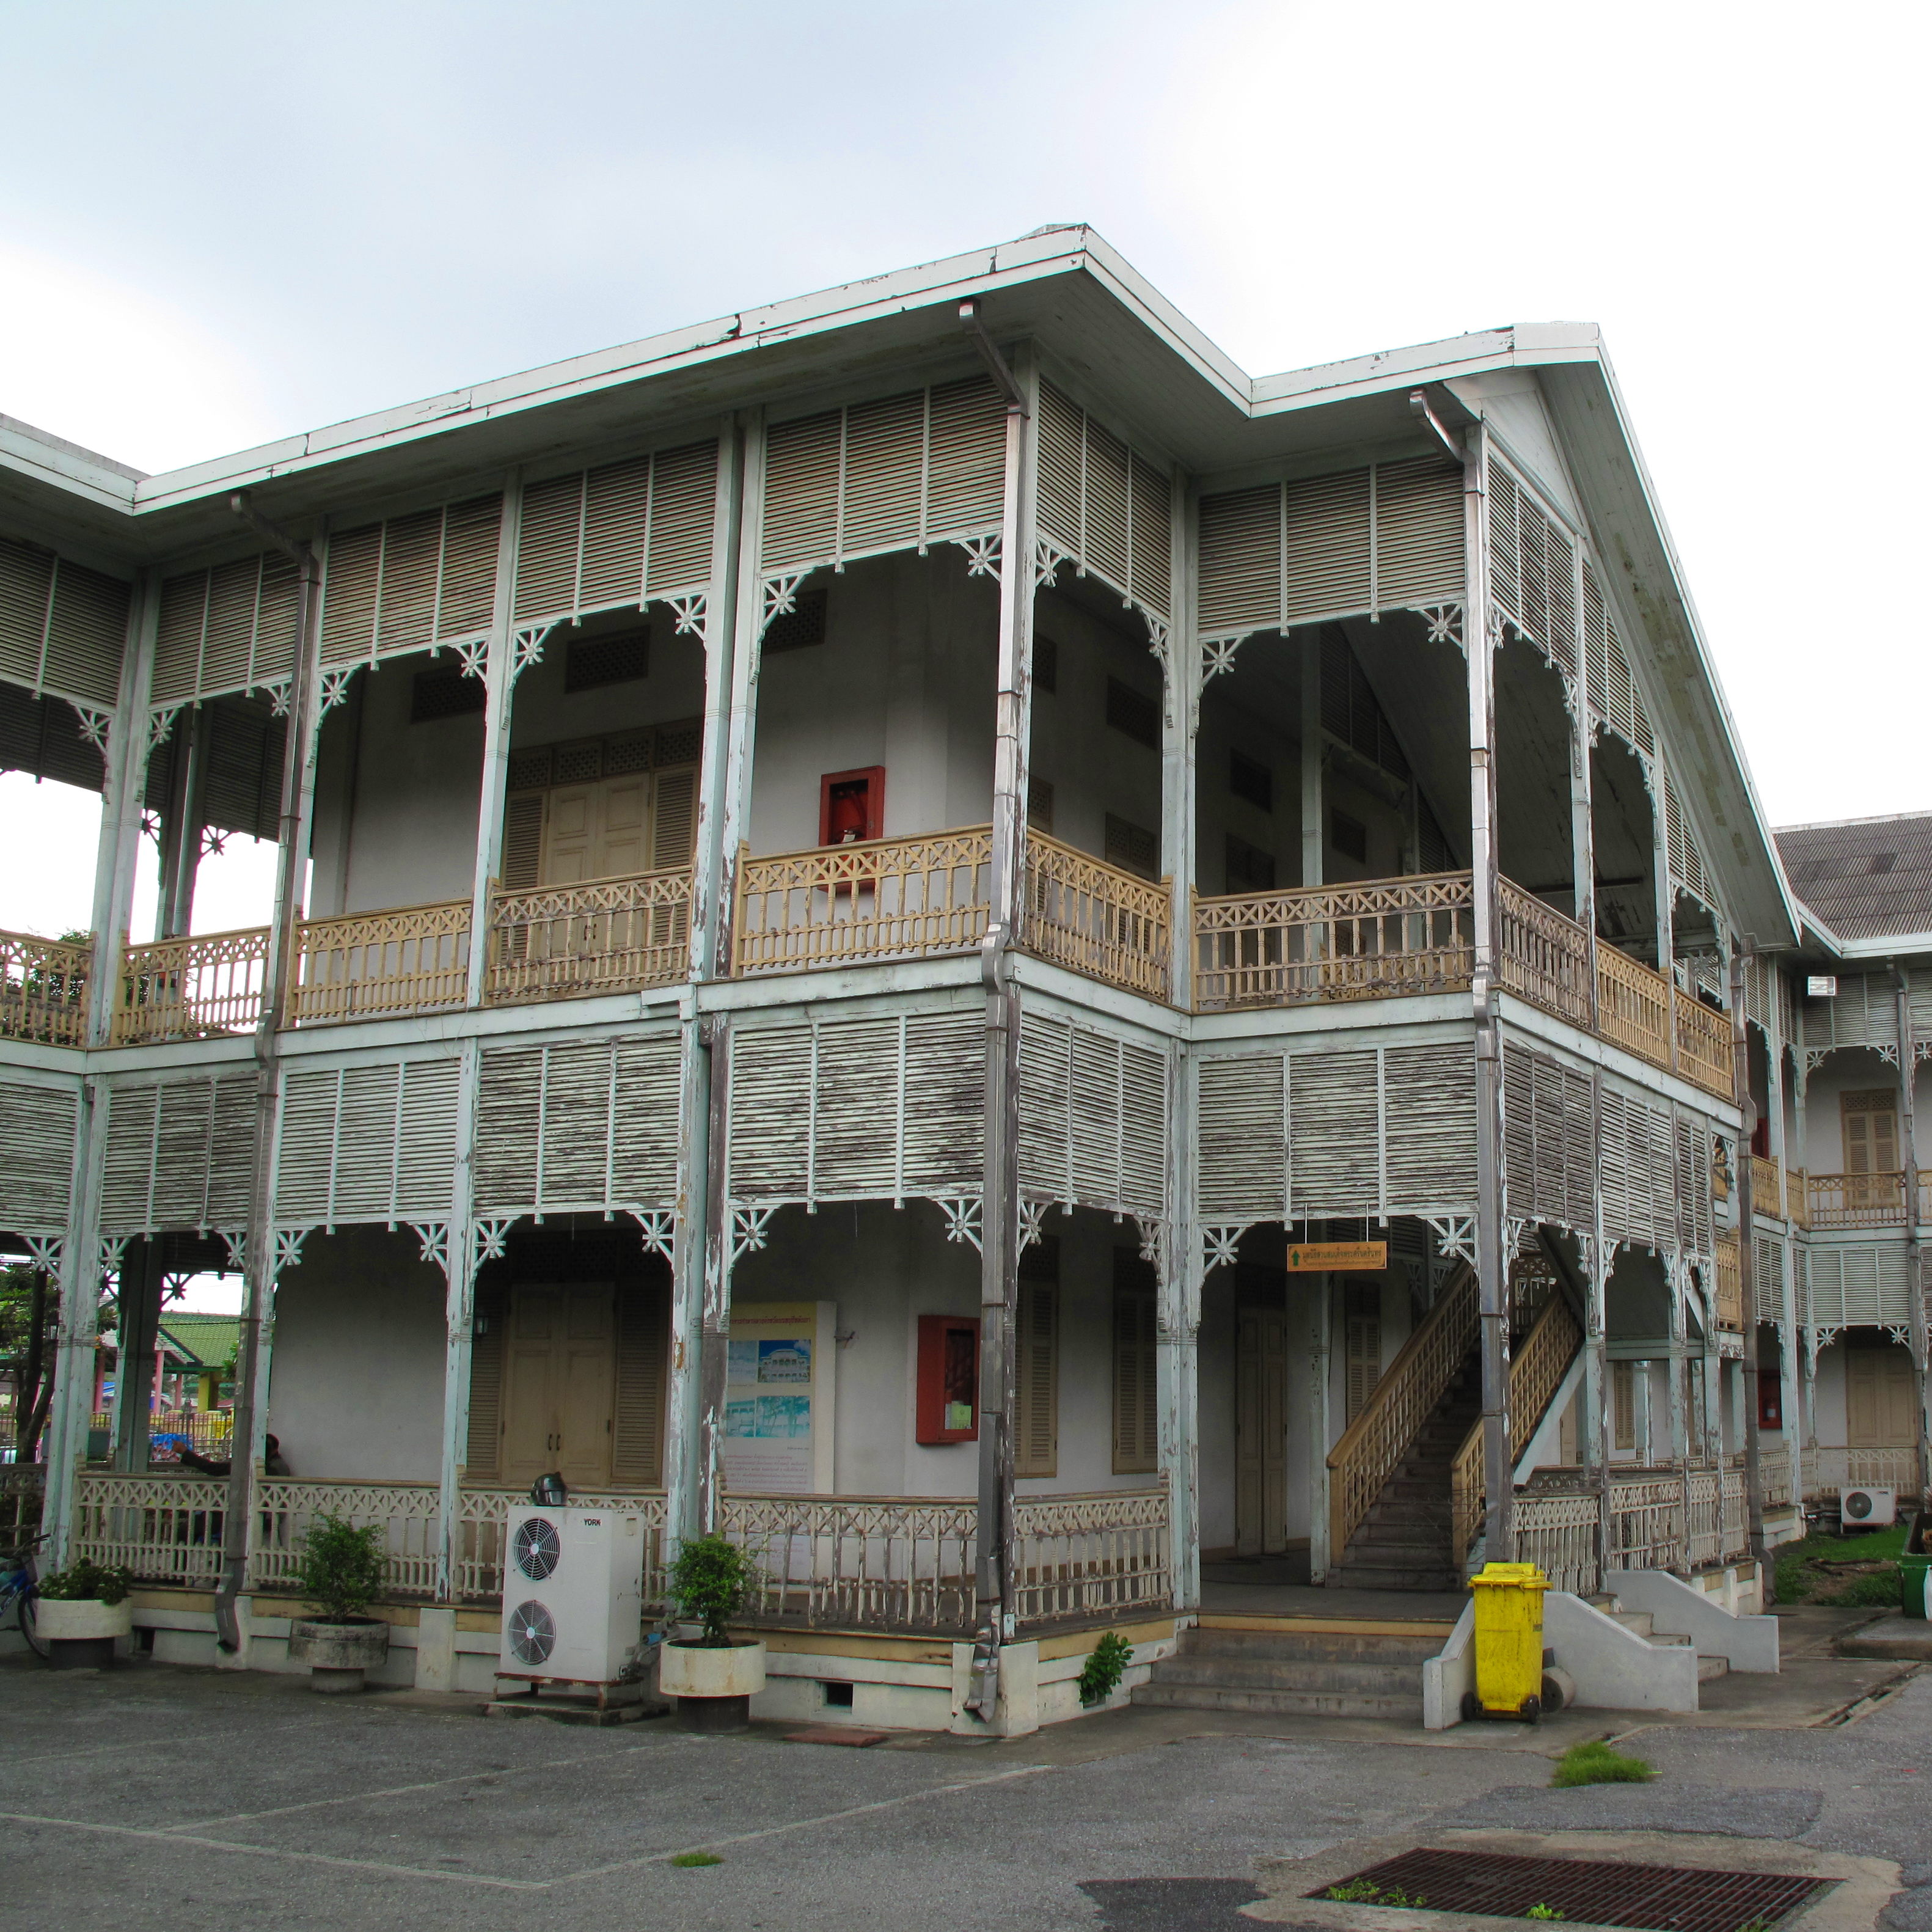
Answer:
(1286, 1241, 1387, 1273)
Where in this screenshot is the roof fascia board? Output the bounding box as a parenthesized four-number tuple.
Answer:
(0, 420, 142, 513)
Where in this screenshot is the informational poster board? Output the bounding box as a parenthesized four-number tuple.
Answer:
(720, 1301, 836, 1495)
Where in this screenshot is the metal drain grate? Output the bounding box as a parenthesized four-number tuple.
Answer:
(1307, 1849, 1831, 1932)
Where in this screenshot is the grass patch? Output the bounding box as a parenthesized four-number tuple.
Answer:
(1773, 1521, 1908, 1606)
(669, 1852, 723, 1868)
(1551, 1740, 1654, 1787)
(1323, 1880, 1427, 1906)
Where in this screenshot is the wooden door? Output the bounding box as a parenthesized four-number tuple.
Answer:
(1235, 1310, 1288, 1556)
(1342, 1283, 1381, 1423)
(499, 1285, 615, 1488)
(1848, 1342, 1916, 1446)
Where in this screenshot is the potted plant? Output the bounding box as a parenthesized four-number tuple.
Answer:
(659, 1533, 766, 1732)
(35, 1559, 135, 1669)
(285, 1512, 390, 1694)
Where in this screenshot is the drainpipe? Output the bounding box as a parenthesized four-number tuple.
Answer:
(1895, 963, 1930, 1510)
(215, 496, 321, 1653)
(1732, 948, 1765, 1572)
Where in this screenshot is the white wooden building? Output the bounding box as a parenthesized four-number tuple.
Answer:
(1, 227, 1923, 1730)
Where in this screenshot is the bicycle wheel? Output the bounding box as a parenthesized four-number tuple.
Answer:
(16, 1590, 46, 1660)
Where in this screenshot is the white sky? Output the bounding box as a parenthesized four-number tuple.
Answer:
(2, 0, 1927, 934)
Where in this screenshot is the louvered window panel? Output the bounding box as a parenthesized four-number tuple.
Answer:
(473, 1034, 679, 1217)
(1501, 1044, 1594, 1234)
(1034, 382, 1174, 621)
(1198, 459, 1462, 641)
(759, 376, 1004, 579)
(1016, 1011, 1167, 1220)
(0, 1078, 79, 1231)
(1196, 1055, 1289, 1222)
(1015, 1259, 1058, 1478)
(101, 1074, 255, 1235)
(320, 494, 504, 669)
(725, 1014, 979, 1207)
(273, 1058, 458, 1228)
(1488, 457, 1581, 679)
(153, 552, 302, 708)
(465, 1278, 508, 1479)
(1661, 761, 1713, 907)
(1798, 971, 1896, 1062)
(1287, 1051, 1380, 1219)
(613, 1275, 670, 1485)
(513, 445, 716, 627)
(0, 535, 130, 710)
(1807, 1244, 1912, 1331)
(1382, 1044, 1477, 1209)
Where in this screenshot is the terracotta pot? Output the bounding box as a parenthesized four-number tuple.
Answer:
(288, 1617, 390, 1694)
(38, 1597, 133, 1669)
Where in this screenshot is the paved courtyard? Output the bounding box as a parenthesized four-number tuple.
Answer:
(1, 1623, 1926, 1932)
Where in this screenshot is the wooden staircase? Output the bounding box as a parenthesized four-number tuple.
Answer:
(1330, 1347, 1482, 1590)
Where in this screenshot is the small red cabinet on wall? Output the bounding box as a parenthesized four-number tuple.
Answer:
(821, 767, 885, 845)
(916, 1315, 980, 1444)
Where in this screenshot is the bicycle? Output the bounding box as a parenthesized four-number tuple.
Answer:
(1, 1529, 49, 1659)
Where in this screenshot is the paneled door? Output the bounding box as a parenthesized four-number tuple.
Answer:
(1235, 1309, 1288, 1556)
(501, 1284, 617, 1489)
(1847, 1341, 1916, 1447)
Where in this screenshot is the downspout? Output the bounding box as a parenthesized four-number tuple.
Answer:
(1895, 962, 1930, 1509)
(216, 496, 321, 1653)
(963, 301, 1031, 1721)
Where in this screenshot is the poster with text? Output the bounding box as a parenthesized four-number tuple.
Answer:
(720, 1301, 836, 1495)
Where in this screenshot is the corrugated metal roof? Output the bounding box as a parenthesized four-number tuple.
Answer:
(1776, 813, 1932, 940)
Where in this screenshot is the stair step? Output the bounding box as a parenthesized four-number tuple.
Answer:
(1697, 1653, 1729, 1682)
(1184, 1630, 1444, 1664)
(1130, 1681, 1425, 1721)
(1330, 1567, 1465, 1592)
(1609, 1609, 1656, 1638)
(1150, 1656, 1423, 1694)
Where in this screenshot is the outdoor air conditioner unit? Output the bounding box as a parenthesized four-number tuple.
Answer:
(1840, 1485, 1897, 1529)
(498, 1504, 646, 1687)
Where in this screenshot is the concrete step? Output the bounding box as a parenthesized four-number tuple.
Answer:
(1697, 1653, 1729, 1682)
(1184, 1628, 1446, 1665)
(1609, 1609, 1656, 1638)
(1329, 1565, 1465, 1592)
(1150, 1655, 1425, 1696)
(1130, 1680, 1425, 1721)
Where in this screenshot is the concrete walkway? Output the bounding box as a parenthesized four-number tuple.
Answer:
(1, 1642, 1923, 1932)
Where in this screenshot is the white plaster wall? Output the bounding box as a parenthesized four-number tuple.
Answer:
(1811, 1340, 1849, 1446)
(748, 551, 997, 856)
(508, 607, 707, 748)
(1196, 1271, 1237, 1553)
(265, 1228, 447, 1482)
(1799, 1052, 1927, 1173)
(1028, 588, 1163, 865)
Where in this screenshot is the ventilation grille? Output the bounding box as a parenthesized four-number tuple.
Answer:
(0, 535, 131, 710)
(505, 717, 701, 791)
(760, 376, 1006, 576)
(1197, 455, 1462, 640)
(514, 441, 716, 625)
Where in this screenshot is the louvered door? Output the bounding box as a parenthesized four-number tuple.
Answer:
(500, 1284, 617, 1489)
(1111, 1248, 1160, 1474)
(1342, 1283, 1382, 1422)
(1014, 1242, 1058, 1479)
(1847, 1342, 1916, 1448)
(1235, 1309, 1287, 1556)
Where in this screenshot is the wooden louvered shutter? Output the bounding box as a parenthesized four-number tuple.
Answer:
(1111, 1248, 1159, 1474)
(0, 1080, 79, 1230)
(651, 765, 698, 869)
(465, 1277, 508, 1480)
(1843, 1091, 1898, 1174)
(1014, 1242, 1058, 1478)
(1343, 1283, 1381, 1422)
(1613, 1359, 1636, 1452)
(500, 792, 544, 890)
(611, 1271, 669, 1486)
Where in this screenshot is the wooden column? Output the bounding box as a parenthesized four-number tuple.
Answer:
(665, 417, 744, 1558)
(970, 335, 1037, 1720)
(1306, 1276, 1333, 1581)
(1896, 965, 1931, 1508)
(433, 1037, 481, 1600)
(109, 1237, 165, 1473)
(1732, 950, 1766, 1564)
(156, 702, 206, 938)
(1300, 635, 1323, 889)
(1567, 623, 1598, 1025)
(463, 471, 525, 1009)
(40, 1082, 109, 1568)
(1463, 423, 1513, 1562)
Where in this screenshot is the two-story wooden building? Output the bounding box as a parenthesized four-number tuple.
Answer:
(2, 227, 1919, 1729)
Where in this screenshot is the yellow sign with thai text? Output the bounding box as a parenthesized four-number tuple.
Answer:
(1285, 1241, 1387, 1273)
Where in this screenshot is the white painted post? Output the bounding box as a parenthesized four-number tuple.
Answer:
(1300, 635, 1323, 890)
(464, 472, 525, 1010)
(434, 1036, 481, 1601)
(1307, 1276, 1333, 1581)
(41, 1079, 110, 1568)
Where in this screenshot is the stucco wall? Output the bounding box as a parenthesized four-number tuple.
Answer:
(1799, 1052, 1928, 1173)
(265, 1227, 447, 1483)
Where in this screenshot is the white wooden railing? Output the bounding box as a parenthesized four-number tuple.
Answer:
(1805, 1445, 1919, 1499)
(71, 1471, 229, 1584)
(1012, 1485, 1171, 1623)
(1515, 1461, 1750, 1596)
(1, 1464, 45, 1542)
(250, 1479, 444, 1596)
(720, 1492, 978, 1632)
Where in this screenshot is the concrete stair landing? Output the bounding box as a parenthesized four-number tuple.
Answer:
(1588, 1594, 1730, 1682)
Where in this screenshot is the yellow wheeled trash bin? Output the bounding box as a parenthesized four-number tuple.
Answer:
(1461, 1562, 1550, 1723)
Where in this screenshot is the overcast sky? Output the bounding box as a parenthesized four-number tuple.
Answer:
(3, 0, 1927, 951)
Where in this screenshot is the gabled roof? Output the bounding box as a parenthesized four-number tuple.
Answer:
(1776, 814, 1932, 950)
(156, 1312, 238, 1369)
(0, 223, 1798, 947)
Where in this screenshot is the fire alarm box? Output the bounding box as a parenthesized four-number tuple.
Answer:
(916, 1315, 979, 1444)
(820, 766, 885, 846)
(1757, 1370, 1782, 1431)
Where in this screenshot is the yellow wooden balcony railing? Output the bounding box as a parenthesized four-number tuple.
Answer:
(1193, 870, 1474, 1012)
(1714, 1229, 1742, 1330)
(1675, 993, 1733, 1096)
(291, 901, 472, 1025)
(1787, 1165, 1809, 1228)
(1595, 940, 1670, 1069)
(486, 866, 691, 1005)
(1450, 1288, 1581, 1559)
(733, 827, 992, 976)
(1326, 1261, 1477, 1563)
(1023, 832, 1170, 1001)
(1750, 1154, 1784, 1220)
(113, 926, 269, 1043)
(1496, 878, 1592, 1025)
(0, 927, 92, 1046)
(1806, 1169, 1917, 1229)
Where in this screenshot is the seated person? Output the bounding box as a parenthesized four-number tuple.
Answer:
(179, 1432, 290, 1478)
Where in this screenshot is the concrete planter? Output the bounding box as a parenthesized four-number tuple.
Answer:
(38, 1597, 133, 1669)
(660, 1639, 765, 1732)
(288, 1618, 390, 1694)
